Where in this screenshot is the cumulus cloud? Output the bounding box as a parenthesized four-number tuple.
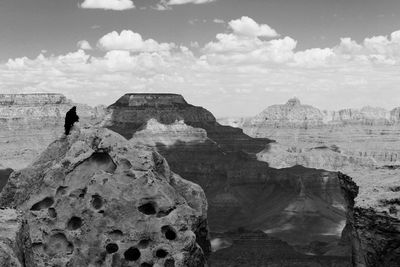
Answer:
(97, 30, 174, 52)
(77, 40, 93, 50)
(229, 16, 278, 37)
(3, 20, 400, 116)
(80, 0, 135, 10)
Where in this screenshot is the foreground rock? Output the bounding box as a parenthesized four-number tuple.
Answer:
(0, 127, 210, 266)
(0, 93, 106, 170)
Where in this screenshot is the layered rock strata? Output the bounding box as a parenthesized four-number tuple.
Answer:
(0, 93, 106, 170)
(0, 127, 210, 266)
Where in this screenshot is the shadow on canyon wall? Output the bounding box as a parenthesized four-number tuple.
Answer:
(106, 94, 352, 266)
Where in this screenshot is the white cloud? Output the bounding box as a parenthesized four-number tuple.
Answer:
(80, 0, 135, 10)
(97, 30, 174, 52)
(229, 16, 278, 37)
(213, 18, 225, 24)
(77, 40, 93, 50)
(3, 22, 400, 117)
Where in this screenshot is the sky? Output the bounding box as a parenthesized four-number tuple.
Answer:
(1, 0, 400, 117)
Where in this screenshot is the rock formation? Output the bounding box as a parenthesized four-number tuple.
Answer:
(106, 94, 353, 265)
(0, 127, 210, 266)
(219, 98, 400, 131)
(0, 93, 106, 170)
(218, 98, 400, 266)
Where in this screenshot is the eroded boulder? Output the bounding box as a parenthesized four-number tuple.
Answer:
(0, 127, 210, 266)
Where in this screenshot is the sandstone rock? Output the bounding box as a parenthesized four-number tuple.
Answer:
(131, 119, 208, 147)
(0, 208, 23, 267)
(0, 127, 210, 266)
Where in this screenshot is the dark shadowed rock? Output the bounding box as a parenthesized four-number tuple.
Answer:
(105, 93, 353, 265)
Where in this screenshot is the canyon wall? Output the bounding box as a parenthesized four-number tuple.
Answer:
(0, 93, 106, 169)
(219, 98, 400, 266)
(106, 94, 353, 266)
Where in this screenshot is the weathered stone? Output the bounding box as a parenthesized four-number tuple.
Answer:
(0, 127, 210, 266)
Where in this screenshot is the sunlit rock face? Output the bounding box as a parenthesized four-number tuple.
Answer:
(0, 127, 210, 267)
(0, 93, 106, 170)
(106, 94, 352, 264)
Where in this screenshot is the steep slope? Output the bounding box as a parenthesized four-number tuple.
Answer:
(106, 94, 352, 265)
(0, 127, 210, 266)
(0, 93, 106, 170)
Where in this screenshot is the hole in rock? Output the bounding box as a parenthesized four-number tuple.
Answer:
(45, 233, 73, 256)
(67, 216, 83, 230)
(155, 249, 168, 258)
(56, 186, 68, 196)
(164, 258, 175, 267)
(138, 202, 157, 215)
(106, 243, 119, 254)
(124, 247, 141, 261)
(91, 194, 103, 209)
(31, 197, 54, 211)
(109, 230, 123, 240)
(141, 263, 153, 267)
(48, 208, 57, 218)
(138, 238, 151, 249)
(161, 226, 177, 241)
(98, 210, 105, 214)
(90, 152, 117, 173)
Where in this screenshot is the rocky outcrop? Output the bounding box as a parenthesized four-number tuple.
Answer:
(106, 94, 353, 265)
(0, 93, 106, 170)
(0, 127, 210, 266)
(0, 208, 23, 267)
(338, 172, 400, 267)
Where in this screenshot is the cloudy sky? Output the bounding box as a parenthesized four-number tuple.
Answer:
(1, 0, 400, 116)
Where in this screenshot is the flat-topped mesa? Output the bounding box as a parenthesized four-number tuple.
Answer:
(110, 93, 188, 108)
(0, 93, 70, 106)
(107, 93, 271, 153)
(243, 98, 325, 131)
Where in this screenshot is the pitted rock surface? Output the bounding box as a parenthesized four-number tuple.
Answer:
(0, 127, 210, 267)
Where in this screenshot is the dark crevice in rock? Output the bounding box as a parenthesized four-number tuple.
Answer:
(105, 243, 119, 254)
(91, 194, 103, 209)
(66, 216, 83, 230)
(124, 247, 141, 261)
(30, 197, 54, 211)
(138, 202, 157, 215)
(155, 249, 168, 258)
(161, 226, 177, 241)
